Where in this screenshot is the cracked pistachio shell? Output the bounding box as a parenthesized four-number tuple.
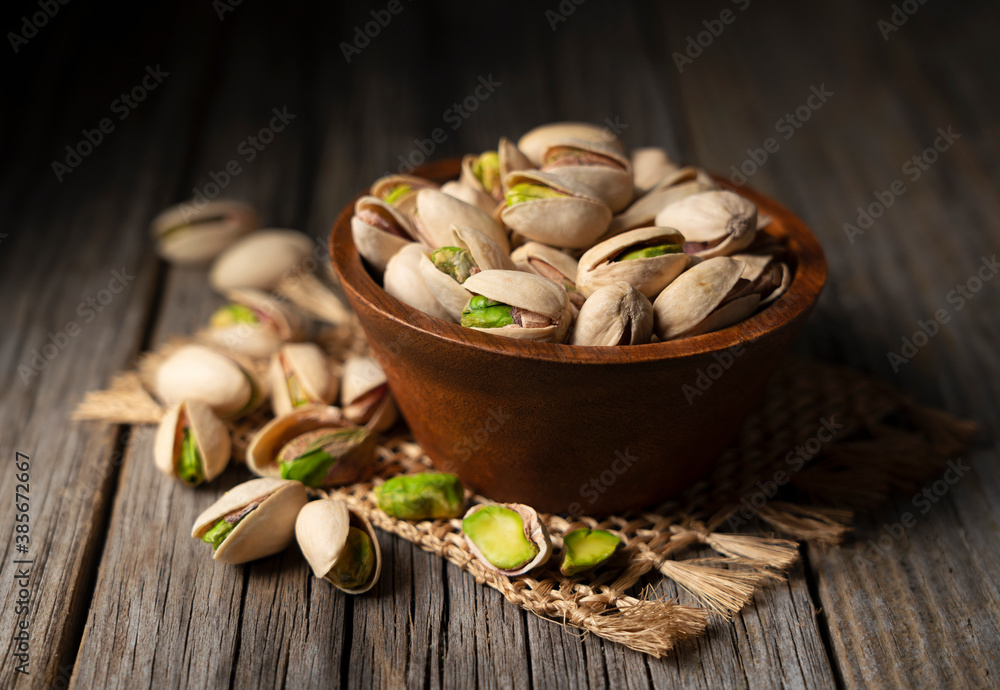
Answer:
(383, 243, 453, 322)
(371, 174, 439, 218)
(540, 138, 633, 213)
(462, 270, 572, 343)
(459, 151, 503, 202)
(414, 189, 510, 253)
(604, 175, 713, 238)
(577, 226, 690, 299)
(418, 225, 517, 321)
(517, 122, 625, 167)
(630, 148, 681, 196)
(732, 253, 792, 307)
(510, 242, 585, 310)
(654, 190, 757, 258)
(295, 498, 382, 594)
(570, 281, 654, 347)
(351, 195, 417, 274)
(341, 355, 398, 432)
(192, 477, 307, 565)
(499, 170, 612, 249)
(246, 405, 375, 485)
(268, 343, 338, 417)
(152, 199, 258, 265)
(210, 229, 314, 292)
(497, 137, 535, 196)
(207, 289, 305, 358)
(155, 344, 262, 420)
(154, 399, 231, 485)
(652, 256, 760, 340)
(462, 503, 552, 576)
(441, 180, 497, 216)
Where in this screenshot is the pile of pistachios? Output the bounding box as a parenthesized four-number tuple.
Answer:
(352, 122, 791, 345)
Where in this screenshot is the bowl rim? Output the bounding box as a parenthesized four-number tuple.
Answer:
(330, 158, 826, 364)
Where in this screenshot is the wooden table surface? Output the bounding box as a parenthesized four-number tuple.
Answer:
(2, 1, 998, 687)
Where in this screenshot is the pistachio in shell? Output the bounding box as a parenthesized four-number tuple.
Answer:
(604, 173, 714, 238)
(540, 138, 634, 212)
(268, 342, 338, 417)
(154, 344, 263, 420)
(517, 121, 625, 167)
(731, 252, 792, 307)
(383, 243, 454, 322)
(459, 150, 503, 203)
(499, 170, 612, 250)
(630, 147, 681, 196)
(154, 399, 231, 486)
(440, 180, 497, 216)
(497, 136, 535, 196)
(570, 281, 653, 347)
(654, 190, 757, 258)
(577, 226, 690, 299)
(462, 503, 552, 576)
(375, 473, 465, 520)
(652, 256, 761, 340)
(295, 498, 382, 594)
(206, 289, 305, 359)
(192, 477, 307, 565)
(370, 174, 439, 219)
(560, 529, 620, 576)
(151, 199, 258, 265)
(209, 229, 314, 292)
(460, 270, 573, 343)
(341, 355, 398, 432)
(413, 188, 510, 253)
(351, 195, 418, 274)
(510, 241, 586, 310)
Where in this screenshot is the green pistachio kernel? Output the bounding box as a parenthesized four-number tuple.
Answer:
(614, 244, 683, 262)
(280, 445, 338, 487)
(177, 429, 205, 486)
(384, 184, 412, 206)
(505, 183, 567, 206)
(460, 295, 515, 329)
(560, 528, 620, 576)
(431, 247, 478, 284)
(210, 303, 259, 328)
(375, 473, 465, 520)
(279, 429, 369, 488)
(286, 373, 310, 407)
(463, 505, 539, 570)
(202, 518, 238, 550)
(326, 526, 375, 589)
(473, 151, 500, 193)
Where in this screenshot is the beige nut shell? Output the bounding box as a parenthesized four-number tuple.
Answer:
(295, 498, 382, 594)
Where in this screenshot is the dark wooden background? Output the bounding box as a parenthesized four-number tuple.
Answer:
(1, 1, 998, 687)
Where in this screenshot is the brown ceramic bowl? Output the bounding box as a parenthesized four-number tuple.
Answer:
(330, 159, 826, 515)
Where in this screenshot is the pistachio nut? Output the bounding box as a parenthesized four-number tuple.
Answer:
(351, 195, 418, 274)
(510, 241, 586, 310)
(652, 256, 761, 340)
(192, 477, 307, 565)
(731, 253, 792, 307)
(604, 174, 714, 238)
(497, 137, 535, 196)
(268, 342, 338, 417)
(247, 405, 376, 488)
(459, 150, 503, 203)
(540, 138, 633, 212)
(517, 122, 625, 167)
(151, 199, 258, 265)
(209, 229, 314, 292)
(383, 243, 454, 322)
(560, 528, 620, 576)
(206, 289, 305, 358)
(295, 498, 382, 594)
(440, 180, 496, 216)
(418, 225, 517, 321)
(413, 189, 510, 252)
(370, 174, 439, 219)
(155, 344, 263, 420)
(375, 472, 465, 520)
(341, 355, 398, 432)
(577, 226, 690, 299)
(499, 170, 612, 249)
(154, 399, 231, 486)
(460, 270, 573, 343)
(654, 190, 757, 258)
(462, 503, 552, 576)
(570, 281, 653, 346)
(630, 147, 681, 196)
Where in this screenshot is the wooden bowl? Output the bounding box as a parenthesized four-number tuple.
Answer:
(330, 159, 826, 515)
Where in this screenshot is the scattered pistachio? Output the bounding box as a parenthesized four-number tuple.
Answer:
(560, 529, 620, 576)
(376, 473, 465, 520)
(463, 505, 539, 570)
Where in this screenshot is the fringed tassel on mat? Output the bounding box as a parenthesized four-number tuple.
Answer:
(71, 372, 164, 424)
(756, 502, 852, 544)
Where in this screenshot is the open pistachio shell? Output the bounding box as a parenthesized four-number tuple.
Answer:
(510, 242, 585, 310)
(497, 137, 535, 196)
(462, 503, 552, 576)
(210, 229, 314, 292)
(383, 243, 453, 322)
(440, 180, 496, 215)
(571, 281, 654, 346)
(152, 199, 258, 265)
(577, 226, 690, 299)
(341, 355, 398, 432)
(295, 498, 382, 594)
(517, 122, 625, 167)
(155, 344, 263, 420)
(246, 405, 376, 486)
(652, 256, 759, 340)
(413, 189, 510, 253)
(459, 150, 503, 203)
(206, 289, 305, 358)
(154, 399, 231, 486)
(351, 195, 417, 274)
(654, 190, 757, 258)
(268, 343, 338, 417)
(192, 477, 307, 565)
(499, 170, 612, 249)
(630, 148, 681, 196)
(540, 138, 633, 212)
(461, 270, 572, 343)
(604, 175, 713, 239)
(371, 174, 438, 219)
